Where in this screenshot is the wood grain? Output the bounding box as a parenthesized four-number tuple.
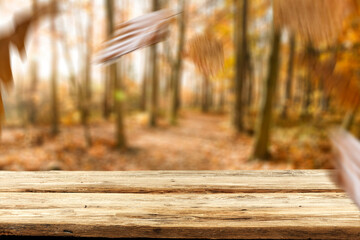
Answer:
(0, 170, 340, 193)
(0, 170, 358, 239)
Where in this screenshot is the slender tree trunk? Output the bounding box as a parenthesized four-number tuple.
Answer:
(251, 29, 281, 160)
(318, 78, 330, 112)
(208, 81, 213, 109)
(254, 57, 263, 109)
(149, 0, 160, 127)
(140, 50, 149, 111)
(322, 94, 330, 112)
(103, 0, 114, 119)
(300, 76, 312, 118)
(300, 44, 314, 119)
(293, 75, 302, 106)
(28, 0, 38, 125)
(80, 1, 93, 147)
(50, 0, 59, 135)
(114, 63, 126, 149)
(245, 53, 254, 130)
(246, 53, 253, 109)
(169, 0, 187, 125)
(74, 3, 86, 115)
(103, 75, 111, 118)
(233, 0, 248, 132)
(342, 106, 358, 131)
(196, 78, 201, 108)
(140, 74, 148, 111)
(201, 75, 209, 113)
(28, 60, 37, 124)
(175, 1, 189, 112)
(149, 43, 159, 126)
(106, 0, 126, 148)
(314, 78, 323, 119)
(16, 72, 25, 126)
(281, 34, 295, 118)
(218, 79, 225, 113)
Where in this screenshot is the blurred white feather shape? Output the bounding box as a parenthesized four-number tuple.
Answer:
(330, 129, 360, 208)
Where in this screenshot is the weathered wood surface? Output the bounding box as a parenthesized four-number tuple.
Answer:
(0, 170, 359, 239)
(0, 170, 339, 193)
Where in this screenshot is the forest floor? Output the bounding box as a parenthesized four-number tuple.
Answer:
(0, 111, 334, 171)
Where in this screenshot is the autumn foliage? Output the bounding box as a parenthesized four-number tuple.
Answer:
(1, 0, 360, 171)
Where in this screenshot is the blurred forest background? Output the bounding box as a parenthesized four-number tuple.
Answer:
(0, 0, 357, 171)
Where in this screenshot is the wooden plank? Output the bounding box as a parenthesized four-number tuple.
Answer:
(0, 170, 340, 193)
(0, 170, 356, 239)
(0, 192, 359, 239)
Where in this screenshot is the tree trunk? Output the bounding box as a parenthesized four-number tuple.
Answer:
(114, 63, 126, 149)
(102, 0, 114, 120)
(319, 78, 330, 113)
(246, 52, 253, 110)
(28, 60, 37, 125)
(169, 0, 187, 125)
(342, 106, 358, 131)
(16, 72, 25, 126)
(300, 77, 312, 119)
(106, 0, 126, 149)
(251, 29, 281, 160)
(140, 74, 148, 111)
(208, 81, 213, 109)
(322, 94, 330, 112)
(233, 0, 248, 132)
(103, 74, 112, 119)
(300, 44, 314, 119)
(218, 79, 225, 113)
(201, 75, 209, 113)
(140, 50, 149, 111)
(50, 0, 59, 136)
(280, 34, 295, 118)
(28, 0, 38, 125)
(81, 0, 93, 147)
(149, 0, 160, 127)
(314, 78, 324, 119)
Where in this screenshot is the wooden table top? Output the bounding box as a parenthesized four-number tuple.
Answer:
(0, 170, 359, 239)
